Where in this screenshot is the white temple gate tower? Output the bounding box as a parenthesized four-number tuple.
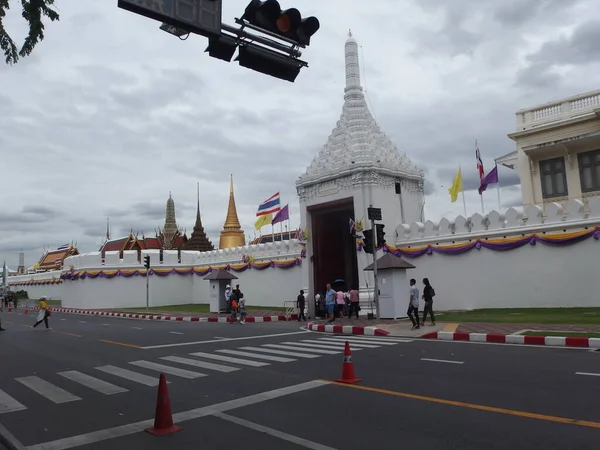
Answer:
(296, 31, 424, 307)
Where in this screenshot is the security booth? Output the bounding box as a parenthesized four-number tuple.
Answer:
(364, 253, 415, 319)
(203, 270, 238, 314)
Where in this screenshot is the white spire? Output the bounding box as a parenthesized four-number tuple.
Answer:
(297, 32, 422, 187)
(344, 30, 361, 92)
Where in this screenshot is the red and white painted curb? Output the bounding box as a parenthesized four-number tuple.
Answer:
(422, 331, 600, 348)
(307, 322, 390, 336)
(5, 306, 297, 323)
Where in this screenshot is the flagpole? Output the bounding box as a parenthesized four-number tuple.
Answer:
(461, 190, 467, 217)
(496, 164, 501, 211)
(480, 194, 485, 214)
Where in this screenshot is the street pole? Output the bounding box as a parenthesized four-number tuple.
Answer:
(146, 269, 150, 310)
(371, 216, 380, 321)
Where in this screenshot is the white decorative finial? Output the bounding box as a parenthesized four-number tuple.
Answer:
(348, 29, 352, 37)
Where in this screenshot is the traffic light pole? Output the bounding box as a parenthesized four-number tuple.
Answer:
(146, 265, 150, 310)
(371, 217, 380, 321)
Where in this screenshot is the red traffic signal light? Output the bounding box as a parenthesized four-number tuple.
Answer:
(242, 0, 319, 47)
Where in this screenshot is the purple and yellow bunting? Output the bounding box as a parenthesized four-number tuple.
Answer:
(357, 227, 600, 258)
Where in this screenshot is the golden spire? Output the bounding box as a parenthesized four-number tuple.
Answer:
(223, 174, 242, 229)
(219, 174, 246, 249)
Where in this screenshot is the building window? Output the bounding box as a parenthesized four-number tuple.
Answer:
(578, 149, 600, 193)
(539, 157, 567, 199)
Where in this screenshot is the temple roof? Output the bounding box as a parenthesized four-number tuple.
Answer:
(185, 182, 214, 252)
(38, 246, 79, 271)
(297, 31, 422, 188)
(223, 175, 242, 230)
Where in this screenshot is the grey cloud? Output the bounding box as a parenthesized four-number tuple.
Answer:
(493, 0, 575, 26)
(528, 20, 600, 67)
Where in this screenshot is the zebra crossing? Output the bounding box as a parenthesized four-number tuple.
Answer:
(0, 335, 411, 415)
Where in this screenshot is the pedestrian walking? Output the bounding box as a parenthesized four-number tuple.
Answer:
(0, 303, 5, 331)
(297, 290, 307, 321)
(407, 278, 420, 330)
(348, 287, 360, 319)
(421, 278, 436, 326)
(335, 290, 345, 318)
(224, 285, 232, 314)
(325, 284, 336, 323)
(238, 293, 247, 324)
(33, 295, 51, 329)
(230, 296, 239, 323)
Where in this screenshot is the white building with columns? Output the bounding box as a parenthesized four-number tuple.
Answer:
(497, 89, 600, 208)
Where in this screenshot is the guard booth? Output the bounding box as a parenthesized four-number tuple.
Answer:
(364, 253, 415, 319)
(203, 270, 238, 314)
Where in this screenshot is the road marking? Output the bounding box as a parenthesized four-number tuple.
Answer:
(58, 371, 128, 395)
(214, 412, 336, 450)
(141, 330, 311, 350)
(98, 339, 140, 349)
(301, 339, 378, 348)
(327, 381, 600, 430)
(575, 372, 600, 377)
(189, 351, 270, 367)
(169, 331, 184, 335)
(60, 319, 67, 321)
(421, 358, 464, 365)
(241, 346, 321, 359)
(95, 365, 163, 387)
(264, 343, 341, 354)
(102, 324, 110, 326)
(78, 321, 87, 323)
(59, 332, 82, 338)
(26, 380, 329, 450)
(0, 389, 27, 414)
(132, 327, 143, 330)
(160, 356, 240, 373)
(16, 376, 81, 404)
(316, 338, 385, 348)
(129, 360, 206, 379)
(280, 342, 349, 352)
(321, 337, 397, 346)
(217, 349, 296, 363)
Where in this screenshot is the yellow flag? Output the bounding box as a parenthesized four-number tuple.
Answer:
(254, 214, 272, 230)
(448, 167, 462, 203)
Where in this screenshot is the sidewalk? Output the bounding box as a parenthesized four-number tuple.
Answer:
(309, 317, 448, 337)
(456, 322, 600, 334)
(102, 308, 289, 318)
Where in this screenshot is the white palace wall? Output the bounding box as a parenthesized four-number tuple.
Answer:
(8, 241, 306, 310)
(9, 196, 600, 311)
(389, 197, 600, 310)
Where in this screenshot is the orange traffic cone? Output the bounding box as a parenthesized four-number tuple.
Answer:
(145, 373, 182, 436)
(335, 341, 362, 384)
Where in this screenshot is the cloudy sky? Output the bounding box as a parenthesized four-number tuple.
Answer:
(1, 0, 599, 269)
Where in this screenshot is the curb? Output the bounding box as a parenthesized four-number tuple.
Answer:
(421, 331, 600, 348)
(5, 307, 297, 323)
(307, 322, 390, 336)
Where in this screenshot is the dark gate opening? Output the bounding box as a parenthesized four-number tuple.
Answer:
(309, 198, 359, 297)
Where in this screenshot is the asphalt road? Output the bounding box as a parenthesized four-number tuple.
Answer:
(1, 310, 600, 449)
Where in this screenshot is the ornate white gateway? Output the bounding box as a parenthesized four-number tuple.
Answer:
(296, 31, 424, 307)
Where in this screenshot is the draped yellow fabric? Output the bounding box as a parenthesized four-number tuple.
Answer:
(448, 167, 463, 203)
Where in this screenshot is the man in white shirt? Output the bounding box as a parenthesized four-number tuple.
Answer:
(408, 278, 420, 330)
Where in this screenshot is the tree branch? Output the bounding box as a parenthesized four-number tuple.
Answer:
(19, 0, 59, 59)
(0, 0, 19, 64)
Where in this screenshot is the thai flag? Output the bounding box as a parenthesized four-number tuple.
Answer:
(476, 147, 484, 180)
(256, 192, 281, 216)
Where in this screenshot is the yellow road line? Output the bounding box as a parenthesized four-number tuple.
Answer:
(442, 323, 460, 332)
(99, 339, 141, 349)
(325, 381, 600, 429)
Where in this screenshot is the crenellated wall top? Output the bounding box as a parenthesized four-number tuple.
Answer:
(395, 197, 600, 245)
(64, 240, 305, 270)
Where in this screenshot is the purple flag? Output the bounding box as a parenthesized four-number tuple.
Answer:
(478, 165, 499, 195)
(272, 204, 289, 225)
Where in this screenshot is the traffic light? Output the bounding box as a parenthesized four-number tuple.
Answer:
(242, 0, 320, 47)
(362, 229, 374, 254)
(236, 44, 303, 82)
(143, 255, 150, 270)
(376, 224, 386, 247)
(205, 34, 238, 62)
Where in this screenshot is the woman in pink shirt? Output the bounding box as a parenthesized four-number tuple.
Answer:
(335, 291, 345, 318)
